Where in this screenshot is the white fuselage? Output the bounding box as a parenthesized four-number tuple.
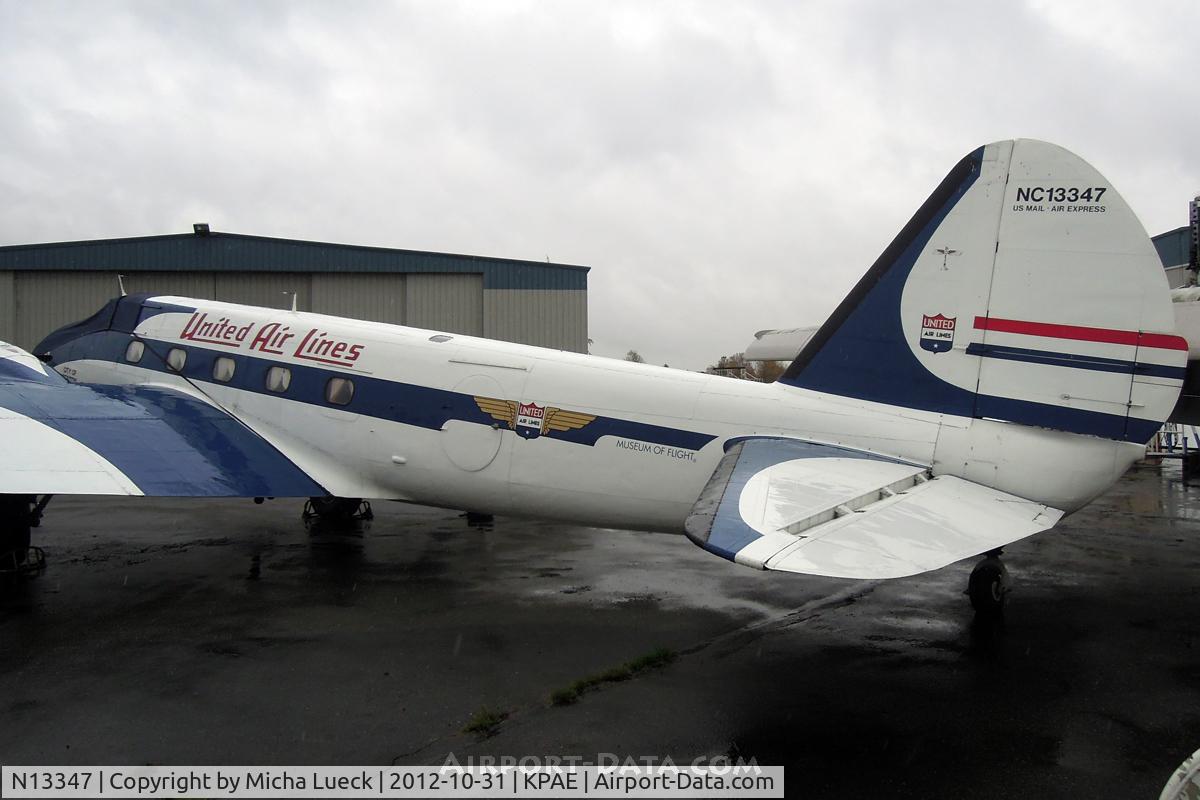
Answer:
(59, 297, 1143, 530)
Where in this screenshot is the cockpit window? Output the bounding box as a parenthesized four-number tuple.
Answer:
(125, 341, 144, 363)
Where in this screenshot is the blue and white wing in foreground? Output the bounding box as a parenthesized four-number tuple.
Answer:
(685, 438, 1063, 580)
(0, 343, 325, 498)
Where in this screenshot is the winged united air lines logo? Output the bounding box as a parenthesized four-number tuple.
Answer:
(920, 314, 956, 354)
(474, 397, 596, 440)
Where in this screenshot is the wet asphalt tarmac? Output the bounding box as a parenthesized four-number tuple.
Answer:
(1, 462, 1199, 798)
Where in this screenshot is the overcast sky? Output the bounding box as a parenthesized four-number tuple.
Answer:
(0, 1, 1196, 369)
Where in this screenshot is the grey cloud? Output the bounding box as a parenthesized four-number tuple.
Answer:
(0, 0, 1196, 368)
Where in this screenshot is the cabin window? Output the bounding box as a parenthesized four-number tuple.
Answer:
(125, 340, 144, 363)
(325, 377, 354, 406)
(212, 357, 236, 383)
(166, 348, 187, 372)
(265, 366, 291, 393)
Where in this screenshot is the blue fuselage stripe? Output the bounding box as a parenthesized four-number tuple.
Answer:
(964, 343, 1187, 381)
(49, 330, 718, 453)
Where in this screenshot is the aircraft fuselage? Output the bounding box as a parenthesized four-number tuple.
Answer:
(50, 296, 1140, 531)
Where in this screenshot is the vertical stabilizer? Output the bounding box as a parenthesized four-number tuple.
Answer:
(781, 139, 1184, 443)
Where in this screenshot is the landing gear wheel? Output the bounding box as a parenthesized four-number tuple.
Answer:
(0, 494, 34, 569)
(967, 551, 1009, 616)
(303, 497, 373, 522)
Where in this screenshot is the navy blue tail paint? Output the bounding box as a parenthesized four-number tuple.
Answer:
(781, 148, 984, 411)
(778, 148, 1158, 444)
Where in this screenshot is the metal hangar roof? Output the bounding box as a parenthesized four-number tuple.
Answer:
(0, 228, 589, 291)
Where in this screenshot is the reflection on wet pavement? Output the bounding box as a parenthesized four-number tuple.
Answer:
(0, 462, 1197, 798)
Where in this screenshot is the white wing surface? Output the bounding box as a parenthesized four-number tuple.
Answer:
(0, 341, 325, 497)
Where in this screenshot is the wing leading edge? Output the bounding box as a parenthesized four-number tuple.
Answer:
(685, 438, 1063, 580)
(0, 348, 325, 498)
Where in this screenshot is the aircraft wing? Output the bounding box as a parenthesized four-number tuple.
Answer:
(685, 438, 1063, 580)
(0, 345, 325, 497)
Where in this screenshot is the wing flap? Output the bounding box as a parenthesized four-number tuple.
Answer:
(686, 438, 1062, 580)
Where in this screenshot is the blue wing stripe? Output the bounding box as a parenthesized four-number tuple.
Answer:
(0, 381, 325, 497)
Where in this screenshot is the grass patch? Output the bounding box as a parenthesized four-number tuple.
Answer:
(462, 706, 508, 738)
(625, 648, 677, 672)
(549, 647, 677, 706)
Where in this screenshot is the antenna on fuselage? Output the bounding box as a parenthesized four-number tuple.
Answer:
(117, 274, 127, 297)
(283, 291, 298, 312)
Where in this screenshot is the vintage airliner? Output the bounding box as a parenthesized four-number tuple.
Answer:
(0, 139, 1184, 614)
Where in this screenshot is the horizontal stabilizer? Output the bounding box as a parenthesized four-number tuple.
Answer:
(744, 327, 817, 361)
(685, 438, 1062, 579)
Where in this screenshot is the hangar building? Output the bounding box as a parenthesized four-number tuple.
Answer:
(1152, 197, 1200, 288)
(1155, 226, 1194, 288)
(0, 225, 589, 353)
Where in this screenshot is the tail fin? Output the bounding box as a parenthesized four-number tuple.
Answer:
(780, 139, 1185, 443)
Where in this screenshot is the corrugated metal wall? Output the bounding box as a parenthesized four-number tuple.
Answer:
(1154, 227, 1190, 268)
(485, 290, 588, 351)
(311, 273, 406, 325)
(214, 272, 313, 311)
(14, 272, 117, 349)
(0, 272, 13, 343)
(4, 270, 586, 354)
(121, 271, 216, 299)
(0, 233, 588, 353)
(406, 274, 483, 336)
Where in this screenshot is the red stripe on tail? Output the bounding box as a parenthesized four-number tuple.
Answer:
(973, 316, 1187, 351)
